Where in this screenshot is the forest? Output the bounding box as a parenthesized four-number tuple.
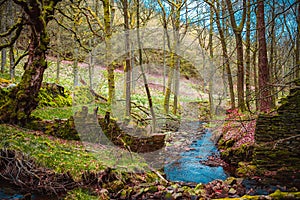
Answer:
(0, 0, 299, 199)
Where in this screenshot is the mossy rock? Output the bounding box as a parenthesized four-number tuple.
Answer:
(72, 86, 94, 106)
(218, 139, 235, 149)
(97, 113, 165, 153)
(38, 83, 72, 107)
(236, 162, 256, 177)
(220, 144, 254, 166)
(0, 87, 10, 107)
(269, 189, 300, 200)
(26, 117, 80, 140)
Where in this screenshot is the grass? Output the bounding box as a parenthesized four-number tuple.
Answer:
(65, 188, 102, 200)
(0, 124, 148, 180)
(1, 56, 206, 122)
(32, 106, 74, 120)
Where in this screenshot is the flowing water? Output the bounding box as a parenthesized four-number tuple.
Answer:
(164, 128, 228, 184)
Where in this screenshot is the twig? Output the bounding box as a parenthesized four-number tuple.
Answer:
(273, 135, 300, 149)
(148, 166, 168, 183)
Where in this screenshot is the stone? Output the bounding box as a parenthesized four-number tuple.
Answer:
(254, 83, 300, 188)
(228, 187, 237, 195)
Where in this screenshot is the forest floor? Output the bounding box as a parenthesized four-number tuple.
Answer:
(1, 124, 299, 200)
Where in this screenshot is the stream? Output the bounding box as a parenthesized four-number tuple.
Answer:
(164, 128, 228, 184)
(163, 122, 293, 196)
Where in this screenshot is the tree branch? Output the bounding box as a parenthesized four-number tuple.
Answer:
(14, 51, 29, 69)
(53, 17, 90, 52)
(0, 21, 23, 51)
(0, 17, 23, 38)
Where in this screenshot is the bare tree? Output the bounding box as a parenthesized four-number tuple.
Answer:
(121, 0, 132, 117)
(225, 0, 247, 111)
(136, 0, 156, 132)
(245, 0, 251, 111)
(204, 0, 235, 110)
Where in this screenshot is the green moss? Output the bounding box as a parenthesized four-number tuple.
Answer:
(0, 87, 11, 107)
(109, 180, 125, 192)
(236, 162, 256, 177)
(145, 171, 159, 182)
(0, 124, 106, 178)
(73, 86, 94, 106)
(37, 83, 72, 108)
(65, 188, 104, 200)
(225, 139, 235, 148)
(269, 190, 300, 199)
(32, 106, 73, 120)
(45, 117, 80, 140)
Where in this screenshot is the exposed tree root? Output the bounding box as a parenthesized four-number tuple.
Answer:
(0, 149, 78, 196)
(0, 149, 135, 198)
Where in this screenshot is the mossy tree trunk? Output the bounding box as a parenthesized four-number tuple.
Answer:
(0, 0, 60, 125)
(102, 0, 115, 105)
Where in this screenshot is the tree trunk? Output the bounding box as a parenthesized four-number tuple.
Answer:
(164, 52, 175, 114)
(0, 28, 48, 124)
(73, 45, 79, 87)
(236, 33, 246, 111)
(1, 49, 6, 74)
(72, 15, 79, 87)
(9, 46, 15, 79)
(88, 39, 94, 89)
(269, 0, 276, 108)
(136, 0, 156, 132)
(56, 25, 61, 84)
(103, 0, 115, 105)
(245, 0, 251, 111)
(123, 0, 131, 117)
(253, 42, 259, 111)
(8, 0, 15, 79)
(257, 0, 271, 112)
(173, 2, 181, 115)
(0, 0, 59, 124)
(225, 0, 247, 111)
(163, 29, 166, 94)
(1, 7, 6, 74)
(206, 0, 235, 109)
(208, 3, 215, 116)
(56, 53, 60, 83)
